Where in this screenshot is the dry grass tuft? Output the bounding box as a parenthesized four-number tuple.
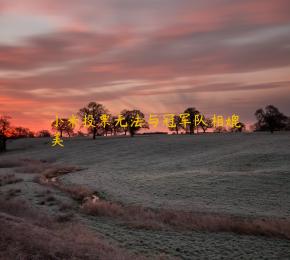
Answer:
(0, 159, 22, 168)
(15, 162, 48, 173)
(42, 166, 82, 178)
(32, 162, 89, 201)
(30, 159, 290, 241)
(82, 200, 124, 217)
(0, 174, 23, 186)
(6, 188, 22, 199)
(81, 200, 290, 240)
(55, 213, 75, 223)
(0, 198, 144, 260)
(58, 202, 75, 212)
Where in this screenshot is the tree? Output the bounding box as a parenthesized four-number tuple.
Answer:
(285, 117, 290, 131)
(214, 126, 228, 133)
(51, 118, 74, 137)
(0, 116, 11, 152)
(230, 122, 246, 133)
(116, 113, 129, 135)
(76, 130, 85, 137)
(254, 105, 288, 133)
(121, 109, 148, 137)
(200, 117, 213, 133)
(167, 115, 182, 134)
(78, 102, 107, 139)
(183, 107, 200, 134)
(37, 130, 51, 138)
(11, 127, 34, 138)
(103, 113, 113, 136)
(110, 115, 124, 136)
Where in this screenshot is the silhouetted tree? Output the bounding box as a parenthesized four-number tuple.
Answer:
(110, 115, 124, 135)
(200, 117, 213, 133)
(214, 126, 228, 133)
(230, 122, 246, 133)
(255, 105, 288, 133)
(11, 127, 34, 138)
(37, 130, 51, 138)
(285, 117, 290, 131)
(121, 109, 148, 137)
(0, 116, 11, 152)
(102, 113, 113, 136)
(76, 130, 85, 137)
(51, 118, 74, 137)
(78, 102, 107, 139)
(183, 107, 200, 134)
(168, 115, 182, 134)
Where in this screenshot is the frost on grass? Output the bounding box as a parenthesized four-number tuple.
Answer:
(0, 198, 144, 260)
(81, 199, 290, 240)
(0, 174, 22, 186)
(1, 134, 290, 258)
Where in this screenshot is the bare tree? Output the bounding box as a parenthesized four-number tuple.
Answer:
(285, 117, 290, 131)
(11, 127, 34, 138)
(37, 130, 51, 138)
(200, 117, 213, 133)
(78, 102, 107, 139)
(0, 116, 11, 152)
(214, 126, 228, 133)
(51, 118, 74, 137)
(110, 115, 124, 136)
(121, 110, 148, 137)
(102, 113, 112, 136)
(255, 105, 288, 133)
(230, 122, 246, 133)
(76, 130, 85, 137)
(168, 115, 182, 134)
(183, 107, 200, 134)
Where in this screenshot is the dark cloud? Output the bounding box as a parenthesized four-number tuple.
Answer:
(0, 30, 128, 70)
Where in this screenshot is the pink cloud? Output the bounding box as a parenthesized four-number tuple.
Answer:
(0, 0, 290, 131)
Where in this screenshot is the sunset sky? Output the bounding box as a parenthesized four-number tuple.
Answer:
(0, 0, 290, 131)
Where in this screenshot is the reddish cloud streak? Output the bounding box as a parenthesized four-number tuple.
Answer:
(0, 0, 289, 131)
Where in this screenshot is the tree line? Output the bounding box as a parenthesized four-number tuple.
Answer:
(1, 103, 289, 152)
(51, 103, 245, 139)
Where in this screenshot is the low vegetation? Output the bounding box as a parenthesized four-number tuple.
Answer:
(26, 159, 290, 240)
(0, 199, 142, 260)
(0, 174, 23, 187)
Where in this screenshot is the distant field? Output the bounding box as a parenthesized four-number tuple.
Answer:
(1, 132, 290, 259)
(5, 132, 290, 217)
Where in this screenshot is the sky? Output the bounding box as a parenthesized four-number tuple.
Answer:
(0, 0, 290, 132)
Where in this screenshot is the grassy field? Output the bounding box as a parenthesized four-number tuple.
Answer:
(0, 132, 290, 259)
